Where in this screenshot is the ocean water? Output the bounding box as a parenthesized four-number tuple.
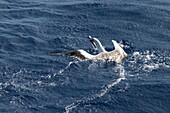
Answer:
(0, 0, 170, 113)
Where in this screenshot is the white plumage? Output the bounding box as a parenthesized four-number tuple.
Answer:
(49, 36, 128, 63)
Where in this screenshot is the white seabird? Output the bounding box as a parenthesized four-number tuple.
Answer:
(49, 37, 128, 63)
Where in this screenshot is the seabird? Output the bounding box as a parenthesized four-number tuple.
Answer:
(49, 37, 128, 63)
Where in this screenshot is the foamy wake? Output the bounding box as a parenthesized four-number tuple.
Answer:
(58, 61, 80, 74)
(65, 64, 126, 113)
(63, 50, 169, 113)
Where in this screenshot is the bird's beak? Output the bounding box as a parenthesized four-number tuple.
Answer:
(87, 36, 92, 39)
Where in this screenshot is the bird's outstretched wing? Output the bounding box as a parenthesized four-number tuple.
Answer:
(49, 49, 92, 60)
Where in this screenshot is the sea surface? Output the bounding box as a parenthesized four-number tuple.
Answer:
(0, 0, 170, 113)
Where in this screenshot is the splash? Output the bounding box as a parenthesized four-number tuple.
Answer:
(127, 50, 170, 76)
(58, 61, 80, 74)
(58, 62, 74, 74)
(64, 49, 170, 113)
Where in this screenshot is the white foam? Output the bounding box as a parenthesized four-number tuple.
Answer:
(97, 77, 125, 97)
(58, 61, 75, 74)
(127, 50, 170, 76)
(65, 102, 79, 113)
(143, 63, 159, 72)
(64, 50, 169, 113)
(64, 64, 126, 113)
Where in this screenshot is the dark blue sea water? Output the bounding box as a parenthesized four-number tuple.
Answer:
(0, 0, 170, 113)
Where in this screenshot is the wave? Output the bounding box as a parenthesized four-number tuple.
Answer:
(60, 48, 170, 113)
(64, 63, 126, 113)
